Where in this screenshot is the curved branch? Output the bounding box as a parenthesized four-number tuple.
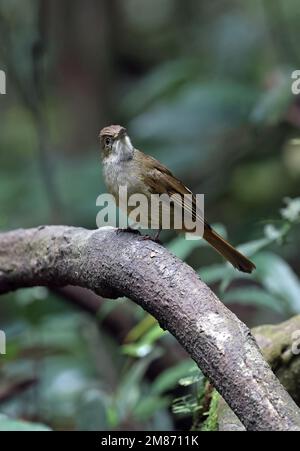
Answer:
(0, 225, 300, 431)
(218, 315, 300, 430)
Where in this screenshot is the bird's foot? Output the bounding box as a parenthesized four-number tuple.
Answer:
(140, 231, 162, 244)
(116, 227, 141, 235)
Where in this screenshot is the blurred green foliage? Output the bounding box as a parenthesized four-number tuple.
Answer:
(0, 0, 300, 431)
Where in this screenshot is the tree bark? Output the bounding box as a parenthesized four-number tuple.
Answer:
(218, 315, 300, 430)
(0, 225, 300, 431)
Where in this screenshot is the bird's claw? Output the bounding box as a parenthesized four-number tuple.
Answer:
(116, 228, 161, 244)
(140, 234, 162, 244)
(116, 227, 141, 235)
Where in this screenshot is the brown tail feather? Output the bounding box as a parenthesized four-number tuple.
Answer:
(203, 227, 255, 273)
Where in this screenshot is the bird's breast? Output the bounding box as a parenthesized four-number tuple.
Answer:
(102, 157, 164, 229)
(103, 158, 150, 202)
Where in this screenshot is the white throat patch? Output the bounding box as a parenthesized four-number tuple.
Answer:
(113, 135, 134, 161)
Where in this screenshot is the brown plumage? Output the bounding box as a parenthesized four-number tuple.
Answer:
(100, 125, 256, 273)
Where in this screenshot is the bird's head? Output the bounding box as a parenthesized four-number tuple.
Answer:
(99, 125, 134, 161)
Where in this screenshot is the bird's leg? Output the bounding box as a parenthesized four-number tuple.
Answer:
(141, 228, 162, 243)
(116, 225, 140, 235)
(154, 228, 162, 242)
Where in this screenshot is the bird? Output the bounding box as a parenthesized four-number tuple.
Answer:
(99, 124, 255, 273)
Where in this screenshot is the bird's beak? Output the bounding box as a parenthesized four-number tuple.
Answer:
(117, 128, 126, 139)
(114, 131, 133, 157)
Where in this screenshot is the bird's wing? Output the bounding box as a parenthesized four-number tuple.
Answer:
(134, 150, 255, 272)
(135, 150, 204, 226)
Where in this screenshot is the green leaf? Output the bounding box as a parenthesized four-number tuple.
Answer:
(132, 396, 170, 422)
(178, 369, 204, 387)
(152, 360, 196, 395)
(0, 414, 51, 431)
(172, 395, 200, 416)
(121, 343, 154, 358)
(167, 235, 202, 261)
(280, 197, 300, 223)
(254, 252, 300, 314)
(199, 235, 277, 293)
(201, 390, 220, 431)
(237, 237, 273, 257)
(198, 264, 227, 284)
(125, 315, 156, 343)
(116, 349, 162, 419)
(122, 324, 166, 357)
(223, 287, 286, 314)
(199, 260, 248, 294)
(168, 224, 227, 261)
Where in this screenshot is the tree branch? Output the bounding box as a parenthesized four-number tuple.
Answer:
(0, 225, 300, 431)
(218, 315, 300, 431)
(218, 315, 300, 430)
(254, 315, 300, 405)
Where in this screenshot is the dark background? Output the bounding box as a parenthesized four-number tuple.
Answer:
(0, 0, 300, 431)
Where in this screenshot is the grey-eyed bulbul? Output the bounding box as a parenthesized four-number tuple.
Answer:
(99, 124, 255, 273)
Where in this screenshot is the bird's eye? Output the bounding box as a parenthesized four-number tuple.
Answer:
(105, 137, 112, 147)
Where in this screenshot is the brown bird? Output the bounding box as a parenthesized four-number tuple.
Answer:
(99, 124, 255, 273)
